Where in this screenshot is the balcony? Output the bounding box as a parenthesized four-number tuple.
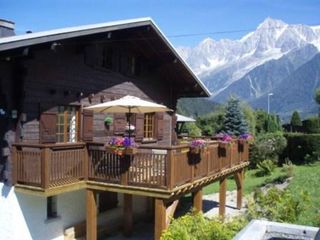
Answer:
(12, 140, 249, 197)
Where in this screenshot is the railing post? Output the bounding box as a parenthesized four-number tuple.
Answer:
(84, 144, 89, 180)
(12, 145, 17, 185)
(120, 155, 130, 185)
(167, 149, 175, 190)
(41, 146, 50, 189)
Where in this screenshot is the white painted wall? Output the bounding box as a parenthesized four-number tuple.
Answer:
(0, 184, 149, 240)
(0, 183, 86, 240)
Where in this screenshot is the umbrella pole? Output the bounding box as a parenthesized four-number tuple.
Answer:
(128, 107, 131, 141)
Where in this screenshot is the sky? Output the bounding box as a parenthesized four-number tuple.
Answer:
(1, 0, 320, 47)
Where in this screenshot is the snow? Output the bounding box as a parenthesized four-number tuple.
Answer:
(177, 17, 320, 94)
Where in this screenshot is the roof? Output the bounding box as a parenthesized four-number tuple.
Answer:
(0, 17, 211, 97)
(176, 114, 196, 122)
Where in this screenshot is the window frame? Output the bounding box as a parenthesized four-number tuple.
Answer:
(143, 112, 155, 140)
(56, 106, 80, 143)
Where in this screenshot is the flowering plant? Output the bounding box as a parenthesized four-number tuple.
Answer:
(106, 137, 137, 156)
(190, 139, 206, 154)
(215, 133, 233, 144)
(190, 139, 206, 148)
(239, 133, 254, 143)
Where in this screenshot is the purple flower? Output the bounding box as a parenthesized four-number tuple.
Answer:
(216, 133, 233, 143)
(190, 139, 206, 148)
(239, 133, 253, 140)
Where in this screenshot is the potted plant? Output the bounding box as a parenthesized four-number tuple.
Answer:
(190, 139, 206, 154)
(215, 133, 233, 147)
(106, 136, 137, 156)
(104, 116, 113, 130)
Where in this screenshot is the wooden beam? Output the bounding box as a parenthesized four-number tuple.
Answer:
(123, 193, 133, 237)
(165, 200, 179, 227)
(219, 177, 227, 217)
(155, 198, 166, 240)
(192, 188, 203, 213)
(41, 147, 50, 188)
(234, 169, 243, 210)
(86, 189, 97, 240)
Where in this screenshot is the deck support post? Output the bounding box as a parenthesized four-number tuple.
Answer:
(123, 193, 133, 237)
(219, 177, 227, 217)
(154, 198, 166, 240)
(234, 169, 244, 209)
(192, 188, 203, 213)
(86, 189, 97, 240)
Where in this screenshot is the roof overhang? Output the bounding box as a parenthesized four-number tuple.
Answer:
(0, 17, 211, 97)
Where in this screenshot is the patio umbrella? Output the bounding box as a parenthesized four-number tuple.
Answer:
(84, 95, 172, 139)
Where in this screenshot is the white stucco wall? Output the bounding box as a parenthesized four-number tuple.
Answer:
(0, 183, 86, 240)
(0, 184, 149, 240)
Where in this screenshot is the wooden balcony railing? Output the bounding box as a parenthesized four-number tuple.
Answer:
(13, 143, 87, 188)
(12, 140, 249, 192)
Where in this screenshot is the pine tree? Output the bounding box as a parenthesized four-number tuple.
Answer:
(290, 111, 302, 132)
(315, 88, 320, 116)
(221, 98, 248, 136)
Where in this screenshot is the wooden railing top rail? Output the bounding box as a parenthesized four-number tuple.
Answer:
(13, 142, 86, 149)
(13, 140, 227, 151)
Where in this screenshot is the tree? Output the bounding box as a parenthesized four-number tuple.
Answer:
(221, 98, 248, 136)
(314, 88, 320, 116)
(241, 102, 256, 136)
(290, 111, 302, 132)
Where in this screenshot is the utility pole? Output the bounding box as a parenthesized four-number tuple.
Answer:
(267, 93, 273, 114)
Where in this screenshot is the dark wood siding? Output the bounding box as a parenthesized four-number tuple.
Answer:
(9, 41, 176, 146)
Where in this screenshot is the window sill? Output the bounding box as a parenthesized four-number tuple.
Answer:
(141, 139, 157, 144)
(45, 215, 61, 223)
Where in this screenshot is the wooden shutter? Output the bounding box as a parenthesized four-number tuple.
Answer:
(113, 113, 126, 135)
(135, 113, 144, 141)
(82, 110, 93, 142)
(40, 112, 57, 143)
(171, 114, 178, 145)
(155, 112, 164, 140)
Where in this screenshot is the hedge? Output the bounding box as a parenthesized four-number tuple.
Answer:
(283, 133, 320, 164)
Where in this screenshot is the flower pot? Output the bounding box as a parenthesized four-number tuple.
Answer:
(124, 147, 138, 155)
(190, 146, 201, 154)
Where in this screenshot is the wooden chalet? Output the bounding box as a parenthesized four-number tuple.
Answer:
(0, 18, 249, 239)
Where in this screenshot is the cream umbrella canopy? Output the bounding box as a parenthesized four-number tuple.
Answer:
(84, 95, 172, 138)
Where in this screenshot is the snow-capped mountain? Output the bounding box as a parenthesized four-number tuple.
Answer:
(178, 17, 320, 97)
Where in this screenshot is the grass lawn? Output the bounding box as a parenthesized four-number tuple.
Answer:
(203, 162, 320, 227)
(288, 162, 320, 226)
(203, 166, 287, 195)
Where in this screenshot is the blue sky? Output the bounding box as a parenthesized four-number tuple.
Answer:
(1, 0, 320, 47)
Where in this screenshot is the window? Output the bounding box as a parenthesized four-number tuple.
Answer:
(47, 196, 58, 219)
(56, 106, 79, 143)
(144, 113, 155, 139)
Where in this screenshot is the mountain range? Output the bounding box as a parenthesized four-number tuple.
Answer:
(177, 17, 320, 120)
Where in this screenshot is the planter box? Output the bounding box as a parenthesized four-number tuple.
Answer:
(105, 146, 137, 156)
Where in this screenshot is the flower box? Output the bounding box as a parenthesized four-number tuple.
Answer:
(105, 146, 137, 156)
(190, 146, 201, 154)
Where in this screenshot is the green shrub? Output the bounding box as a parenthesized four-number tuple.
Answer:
(161, 212, 247, 240)
(247, 187, 310, 223)
(302, 117, 320, 133)
(250, 132, 287, 167)
(283, 133, 320, 164)
(256, 159, 276, 176)
(281, 158, 294, 177)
